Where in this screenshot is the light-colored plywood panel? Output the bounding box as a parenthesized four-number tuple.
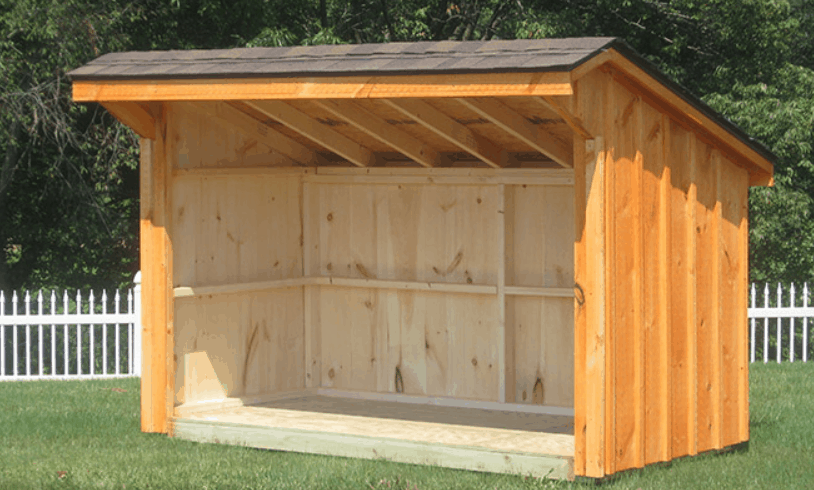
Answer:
(694, 142, 721, 453)
(174, 290, 304, 403)
(509, 297, 574, 408)
(669, 121, 696, 459)
(172, 102, 272, 170)
(641, 106, 671, 465)
(171, 177, 201, 288)
(506, 185, 574, 288)
(317, 287, 499, 401)
(719, 158, 749, 447)
(610, 85, 644, 472)
(316, 183, 498, 285)
(187, 174, 302, 288)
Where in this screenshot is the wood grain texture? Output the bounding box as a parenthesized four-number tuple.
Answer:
(505, 183, 575, 409)
(313, 99, 440, 168)
(641, 106, 671, 465)
(102, 102, 156, 139)
(609, 84, 644, 472)
(719, 157, 749, 447)
(572, 69, 608, 478)
(695, 142, 721, 453)
(246, 100, 377, 167)
(455, 97, 572, 168)
(173, 289, 304, 403)
(139, 108, 171, 433)
(383, 99, 506, 168)
(668, 121, 696, 459)
(72, 72, 574, 102)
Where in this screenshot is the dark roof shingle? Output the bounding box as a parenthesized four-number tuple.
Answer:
(67, 38, 618, 80)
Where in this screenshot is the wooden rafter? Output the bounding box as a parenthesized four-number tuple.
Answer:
(102, 102, 155, 139)
(245, 100, 376, 168)
(456, 97, 572, 168)
(534, 97, 593, 140)
(383, 99, 506, 169)
(313, 100, 440, 168)
(187, 101, 321, 165)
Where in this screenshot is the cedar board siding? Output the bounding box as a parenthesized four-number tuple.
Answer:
(573, 69, 749, 478)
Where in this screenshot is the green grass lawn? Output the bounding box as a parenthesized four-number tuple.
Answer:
(1, 362, 812, 489)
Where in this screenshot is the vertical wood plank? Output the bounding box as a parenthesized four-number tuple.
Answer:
(302, 181, 313, 388)
(670, 123, 699, 458)
(719, 159, 749, 447)
(586, 137, 607, 477)
(694, 143, 720, 453)
(497, 184, 506, 403)
(139, 137, 156, 432)
(659, 114, 673, 462)
(610, 86, 644, 472)
(669, 122, 692, 458)
(641, 105, 669, 464)
(573, 127, 587, 475)
(163, 106, 176, 436)
(737, 166, 750, 443)
(603, 78, 617, 476)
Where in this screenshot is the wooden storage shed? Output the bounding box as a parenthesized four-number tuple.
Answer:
(69, 38, 774, 480)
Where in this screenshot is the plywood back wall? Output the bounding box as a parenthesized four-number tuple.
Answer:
(505, 184, 575, 408)
(312, 181, 575, 404)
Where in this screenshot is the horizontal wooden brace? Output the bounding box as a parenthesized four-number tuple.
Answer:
(169, 165, 574, 185)
(174, 276, 575, 299)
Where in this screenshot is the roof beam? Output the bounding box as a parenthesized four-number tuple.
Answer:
(313, 100, 441, 168)
(456, 97, 572, 168)
(72, 72, 574, 102)
(383, 99, 506, 169)
(534, 97, 593, 140)
(245, 100, 376, 168)
(101, 102, 155, 139)
(186, 101, 322, 165)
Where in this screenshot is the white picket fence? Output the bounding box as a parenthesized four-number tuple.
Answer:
(0, 273, 142, 380)
(748, 282, 814, 364)
(0, 275, 808, 380)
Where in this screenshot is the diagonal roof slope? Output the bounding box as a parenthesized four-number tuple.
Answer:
(68, 37, 775, 182)
(68, 38, 617, 79)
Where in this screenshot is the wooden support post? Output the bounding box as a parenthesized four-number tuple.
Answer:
(497, 184, 506, 404)
(303, 181, 313, 388)
(139, 106, 173, 434)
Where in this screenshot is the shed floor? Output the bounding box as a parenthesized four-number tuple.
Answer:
(173, 393, 576, 479)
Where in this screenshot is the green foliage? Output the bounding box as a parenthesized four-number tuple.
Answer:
(2, 0, 813, 287)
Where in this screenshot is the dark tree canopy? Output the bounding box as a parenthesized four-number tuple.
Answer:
(1, 0, 812, 290)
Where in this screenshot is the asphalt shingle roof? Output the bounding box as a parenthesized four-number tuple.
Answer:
(67, 38, 618, 79)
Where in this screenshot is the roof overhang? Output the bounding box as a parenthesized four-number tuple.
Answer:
(69, 38, 774, 185)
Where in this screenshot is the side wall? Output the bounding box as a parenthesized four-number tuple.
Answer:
(573, 69, 750, 477)
(168, 103, 305, 405)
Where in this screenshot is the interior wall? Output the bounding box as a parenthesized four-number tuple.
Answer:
(168, 103, 305, 404)
(505, 184, 575, 408)
(310, 181, 575, 405)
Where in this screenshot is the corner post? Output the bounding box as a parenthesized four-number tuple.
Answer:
(139, 105, 173, 434)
